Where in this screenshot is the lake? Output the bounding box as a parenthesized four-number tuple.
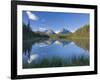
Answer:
(23, 39, 89, 68)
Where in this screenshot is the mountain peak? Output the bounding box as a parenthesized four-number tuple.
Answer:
(58, 28, 70, 34)
(44, 29, 55, 34)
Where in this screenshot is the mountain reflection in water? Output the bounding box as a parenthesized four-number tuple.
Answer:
(23, 39, 89, 68)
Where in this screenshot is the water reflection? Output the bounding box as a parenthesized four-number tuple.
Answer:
(72, 39, 89, 51)
(27, 54, 38, 64)
(23, 39, 89, 68)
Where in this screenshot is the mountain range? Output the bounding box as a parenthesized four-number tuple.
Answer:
(34, 28, 71, 35)
(44, 29, 55, 34)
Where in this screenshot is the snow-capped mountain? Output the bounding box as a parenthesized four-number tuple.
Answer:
(58, 28, 70, 34)
(44, 29, 55, 35)
(33, 28, 70, 35)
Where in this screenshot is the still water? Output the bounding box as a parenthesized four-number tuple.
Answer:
(23, 39, 89, 68)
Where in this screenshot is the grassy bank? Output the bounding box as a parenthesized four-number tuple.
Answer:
(23, 56, 89, 69)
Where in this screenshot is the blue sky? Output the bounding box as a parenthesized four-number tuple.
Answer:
(22, 11, 89, 32)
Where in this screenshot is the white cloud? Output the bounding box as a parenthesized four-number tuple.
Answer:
(39, 27, 47, 31)
(26, 11, 38, 21)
